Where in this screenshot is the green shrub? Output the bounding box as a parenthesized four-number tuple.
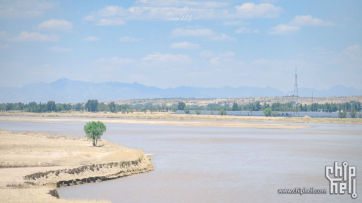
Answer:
(263, 108, 272, 117)
(184, 107, 191, 114)
(219, 109, 227, 116)
(338, 110, 346, 118)
(271, 111, 279, 117)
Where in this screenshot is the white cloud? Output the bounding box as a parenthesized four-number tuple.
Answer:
(135, 0, 229, 8)
(267, 24, 300, 35)
(207, 33, 236, 41)
(84, 2, 282, 25)
(268, 15, 334, 35)
(50, 46, 72, 52)
(35, 19, 73, 31)
(171, 28, 214, 37)
(119, 36, 141, 42)
(345, 45, 360, 52)
(83, 15, 95, 21)
(0, 44, 10, 49)
(0, 0, 58, 18)
(142, 53, 189, 63)
(235, 27, 259, 34)
(199, 50, 215, 58)
(97, 6, 126, 17)
(290, 15, 335, 26)
(210, 57, 221, 66)
(83, 36, 100, 41)
(97, 18, 126, 26)
(343, 45, 361, 59)
(222, 20, 248, 26)
(11, 31, 59, 42)
(170, 41, 200, 49)
(208, 51, 235, 66)
(234, 3, 282, 18)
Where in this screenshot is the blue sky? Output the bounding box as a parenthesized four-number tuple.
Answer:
(0, 0, 361, 92)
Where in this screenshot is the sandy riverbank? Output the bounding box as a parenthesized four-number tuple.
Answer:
(0, 129, 154, 203)
(1, 111, 361, 125)
(0, 115, 308, 130)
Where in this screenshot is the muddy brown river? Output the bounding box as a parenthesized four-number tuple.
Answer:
(0, 118, 361, 202)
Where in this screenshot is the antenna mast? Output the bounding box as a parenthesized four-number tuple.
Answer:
(294, 67, 298, 104)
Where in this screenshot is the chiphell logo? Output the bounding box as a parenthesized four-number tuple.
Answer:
(326, 161, 357, 199)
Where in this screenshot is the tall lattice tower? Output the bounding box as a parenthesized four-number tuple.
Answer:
(294, 67, 298, 104)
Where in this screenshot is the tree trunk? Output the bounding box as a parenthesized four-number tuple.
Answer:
(93, 139, 96, 146)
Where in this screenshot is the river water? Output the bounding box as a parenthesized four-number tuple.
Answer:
(0, 118, 361, 202)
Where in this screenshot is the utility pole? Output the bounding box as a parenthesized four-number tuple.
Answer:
(294, 67, 298, 104)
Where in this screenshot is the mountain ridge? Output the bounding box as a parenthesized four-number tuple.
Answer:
(0, 78, 361, 103)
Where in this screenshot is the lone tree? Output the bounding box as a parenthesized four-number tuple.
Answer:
(84, 121, 106, 146)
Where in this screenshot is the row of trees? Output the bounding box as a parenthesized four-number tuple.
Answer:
(1, 100, 361, 114)
(0, 101, 73, 113)
(0, 100, 179, 113)
(176, 101, 361, 113)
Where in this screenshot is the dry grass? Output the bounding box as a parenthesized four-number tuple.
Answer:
(0, 129, 146, 203)
(0, 130, 142, 168)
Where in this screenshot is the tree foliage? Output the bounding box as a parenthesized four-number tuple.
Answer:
(349, 108, 357, 118)
(271, 111, 279, 117)
(85, 99, 99, 112)
(108, 102, 117, 113)
(47, 101, 56, 112)
(84, 121, 106, 146)
(338, 110, 347, 118)
(263, 108, 272, 117)
(232, 103, 238, 111)
(184, 106, 190, 114)
(219, 109, 227, 115)
(178, 102, 186, 110)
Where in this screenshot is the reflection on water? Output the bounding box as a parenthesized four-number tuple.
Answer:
(0, 119, 361, 202)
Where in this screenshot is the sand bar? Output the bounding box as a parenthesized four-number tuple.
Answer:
(0, 129, 154, 203)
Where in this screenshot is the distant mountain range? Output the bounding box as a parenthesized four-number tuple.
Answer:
(0, 78, 361, 103)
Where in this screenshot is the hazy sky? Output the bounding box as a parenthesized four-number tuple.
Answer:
(0, 0, 361, 92)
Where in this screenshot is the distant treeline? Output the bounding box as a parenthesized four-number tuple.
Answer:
(184, 101, 361, 113)
(0, 99, 361, 113)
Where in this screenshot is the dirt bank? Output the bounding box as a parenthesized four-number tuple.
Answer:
(0, 129, 154, 203)
(0, 114, 309, 129)
(1, 111, 361, 125)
